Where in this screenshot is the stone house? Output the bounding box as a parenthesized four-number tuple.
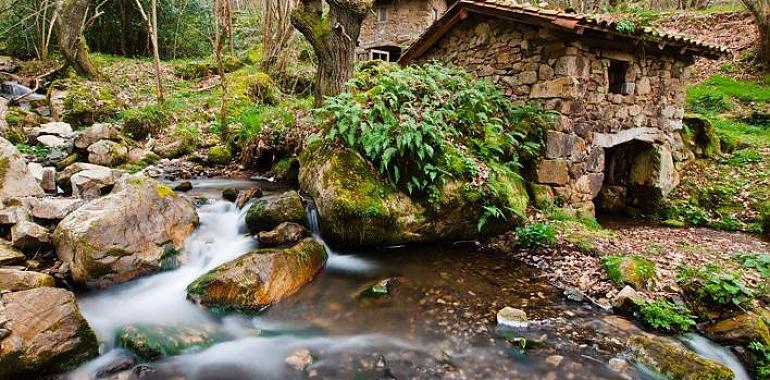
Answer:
(400, 0, 727, 215)
(358, 0, 455, 62)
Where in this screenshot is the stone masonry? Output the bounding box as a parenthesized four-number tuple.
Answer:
(405, 5, 725, 215)
(358, 0, 449, 60)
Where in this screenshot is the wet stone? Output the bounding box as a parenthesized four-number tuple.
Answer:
(497, 307, 528, 328)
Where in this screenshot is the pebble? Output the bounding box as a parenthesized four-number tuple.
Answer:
(545, 355, 564, 367)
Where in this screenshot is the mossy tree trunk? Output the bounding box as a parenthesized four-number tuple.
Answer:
(741, 0, 770, 69)
(57, 0, 101, 79)
(291, 0, 373, 106)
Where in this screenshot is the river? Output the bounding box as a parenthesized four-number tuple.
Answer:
(64, 179, 747, 379)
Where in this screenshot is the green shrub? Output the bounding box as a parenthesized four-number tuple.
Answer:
(57, 80, 123, 126)
(677, 264, 756, 308)
(15, 144, 50, 159)
(318, 61, 552, 226)
(721, 148, 763, 166)
(749, 341, 770, 379)
(121, 105, 170, 139)
(635, 298, 696, 333)
(603, 255, 657, 289)
(515, 222, 557, 249)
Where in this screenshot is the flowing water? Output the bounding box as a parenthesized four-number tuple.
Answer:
(66, 180, 749, 379)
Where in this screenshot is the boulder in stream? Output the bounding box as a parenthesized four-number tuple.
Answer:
(187, 238, 326, 311)
(0, 137, 45, 198)
(627, 334, 734, 380)
(245, 191, 307, 233)
(705, 309, 770, 347)
(53, 175, 198, 288)
(299, 148, 528, 248)
(258, 222, 308, 247)
(116, 324, 216, 361)
(0, 287, 98, 378)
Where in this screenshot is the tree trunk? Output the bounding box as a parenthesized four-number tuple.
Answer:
(214, 0, 232, 140)
(741, 0, 770, 69)
(57, 0, 101, 79)
(133, 0, 165, 102)
(291, 0, 372, 106)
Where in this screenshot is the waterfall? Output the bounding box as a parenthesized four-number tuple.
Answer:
(680, 334, 751, 380)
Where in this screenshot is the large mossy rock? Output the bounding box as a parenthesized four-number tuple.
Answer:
(52, 80, 124, 127)
(116, 324, 215, 361)
(705, 309, 770, 346)
(602, 255, 657, 290)
(0, 287, 98, 378)
(628, 334, 734, 380)
(245, 191, 307, 233)
(299, 148, 528, 248)
(0, 137, 45, 198)
(53, 176, 198, 288)
(187, 238, 326, 311)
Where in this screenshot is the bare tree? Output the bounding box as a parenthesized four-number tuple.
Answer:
(132, 0, 165, 102)
(291, 0, 373, 106)
(34, 0, 61, 60)
(741, 0, 770, 68)
(57, 0, 101, 79)
(213, 0, 232, 139)
(262, 0, 296, 72)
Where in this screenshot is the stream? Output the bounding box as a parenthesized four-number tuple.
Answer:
(65, 179, 748, 379)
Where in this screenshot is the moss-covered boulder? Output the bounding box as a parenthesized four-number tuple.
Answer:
(187, 238, 326, 311)
(116, 324, 215, 361)
(53, 80, 124, 127)
(602, 255, 657, 290)
(683, 114, 721, 159)
(270, 158, 299, 183)
(0, 287, 98, 378)
(53, 175, 198, 288)
(628, 334, 734, 380)
(247, 72, 278, 105)
(208, 145, 232, 165)
(245, 191, 307, 233)
(121, 105, 169, 140)
(705, 309, 770, 347)
(299, 147, 529, 249)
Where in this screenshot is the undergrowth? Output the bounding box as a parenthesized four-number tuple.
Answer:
(635, 298, 696, 333)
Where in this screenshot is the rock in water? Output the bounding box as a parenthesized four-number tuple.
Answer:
(0, 287, 98, 378)
(187, 238, 326, 310)
(628, 334, 734, 380)
(497, 307, 529, 328)
(705, 310, 770, 346)
(116, 324, 215, 361)
(299, 148, 528, 248)
(258, 222, 308, 247)
(235, 187, 263, 209)
(245, 191, 307, 233)
(54, 176, 198, 288)
(0, 137, 45, 197)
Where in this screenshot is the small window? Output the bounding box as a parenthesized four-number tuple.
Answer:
(377, 7, 387, 22)
(370, 49, 390, 61)
(608, 60, 629, 94)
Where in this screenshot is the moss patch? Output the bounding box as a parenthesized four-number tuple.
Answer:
(603, 255, 657, 290)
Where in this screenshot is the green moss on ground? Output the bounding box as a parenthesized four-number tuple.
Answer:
(207, 145, 232, 165)
(603, 255, 658, 290)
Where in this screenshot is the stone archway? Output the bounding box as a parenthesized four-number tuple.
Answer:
(595, 139, 679, 213)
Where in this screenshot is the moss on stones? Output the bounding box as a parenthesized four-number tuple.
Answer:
(208, 145, 233, 165)
(603, 255, 657, 290)
(55, 80, 123, 127)
(628, 334, 735, 380)
(247, 72, 279, 105)
(116, 324, 214, 361)
(245, 191, 307, 233)
(683, 113, 722, 159)
(121, 105, 169, 140)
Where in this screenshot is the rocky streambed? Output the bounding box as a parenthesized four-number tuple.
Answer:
(0, 133, 754, 379)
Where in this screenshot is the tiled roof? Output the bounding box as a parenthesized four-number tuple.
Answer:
(400, 0, 729, 63)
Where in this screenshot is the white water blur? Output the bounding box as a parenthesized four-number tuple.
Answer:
(77, 201, 257, 344)
(304, 198, 376, 273)
(680, 334, 751, 380)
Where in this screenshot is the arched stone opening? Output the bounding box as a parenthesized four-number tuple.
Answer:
(595, 140, 678, 214)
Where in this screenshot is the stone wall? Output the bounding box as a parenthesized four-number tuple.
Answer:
(418, 15, 692, 215)
(359, 0, 447, 57)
